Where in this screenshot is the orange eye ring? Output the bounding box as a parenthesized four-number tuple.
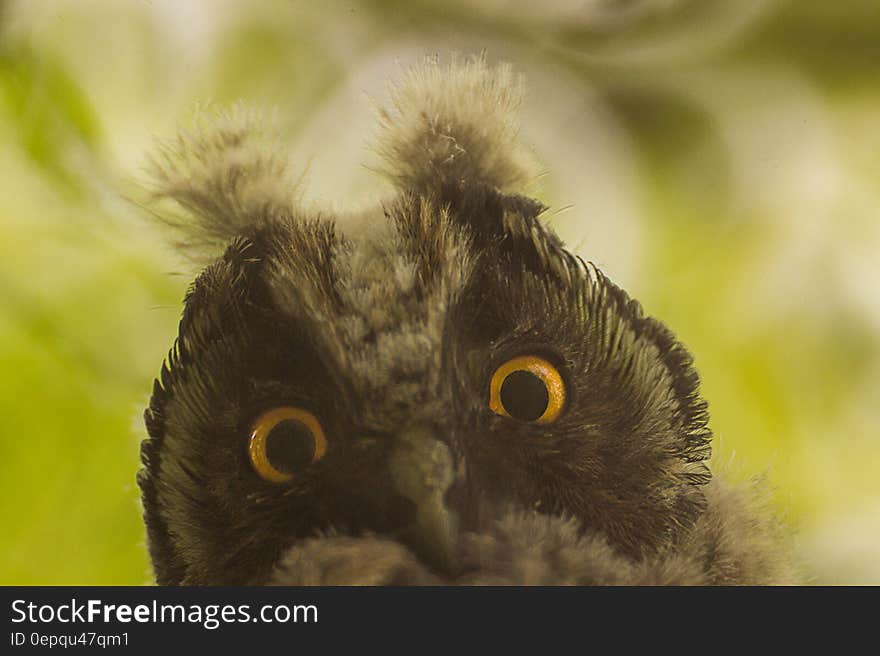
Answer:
(489, 355, 566, 424)
(248, 407, 327, 483)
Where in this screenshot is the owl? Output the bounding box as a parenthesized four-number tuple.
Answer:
(138, 57, 797, 585)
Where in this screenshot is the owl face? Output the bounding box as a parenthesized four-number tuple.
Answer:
(139, 59, 711, 585)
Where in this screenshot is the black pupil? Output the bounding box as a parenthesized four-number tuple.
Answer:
(265, 420, 316, 474)
(500, 370, 549, 422)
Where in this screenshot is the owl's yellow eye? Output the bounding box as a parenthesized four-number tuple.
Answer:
(248, 407, 327, 483)
(489, 355, 566, 424)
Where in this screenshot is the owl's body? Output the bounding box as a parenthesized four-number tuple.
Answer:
(139, 58, 797, 585)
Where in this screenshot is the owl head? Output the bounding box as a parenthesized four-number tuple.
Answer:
(138, 57, 712, 585)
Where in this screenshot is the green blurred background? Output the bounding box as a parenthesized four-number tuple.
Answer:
(1, 0, 878, 584)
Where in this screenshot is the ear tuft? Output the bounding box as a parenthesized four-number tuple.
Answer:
(142, 104, 303, 261)
(373, 55, 539, 194)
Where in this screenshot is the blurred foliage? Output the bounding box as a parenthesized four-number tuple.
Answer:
(0, 0, 877, 584)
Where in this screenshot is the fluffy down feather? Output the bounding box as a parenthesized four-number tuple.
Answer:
(144, 105, 303, 261)
(374, 55, 540, 193)
(270, 479, 799, 585)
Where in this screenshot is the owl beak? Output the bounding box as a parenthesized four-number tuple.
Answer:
(389, 423, 460, 575)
